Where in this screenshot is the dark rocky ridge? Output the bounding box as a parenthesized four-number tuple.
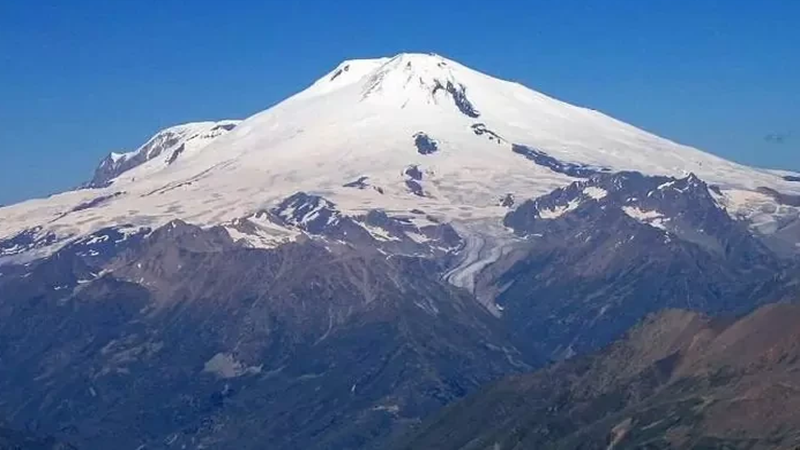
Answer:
(511, 143, 608, 177)
(166, 143, 186, 165)
(210, 123, 237, 132)
(490, 171, 790, 359)
(266, 192, 462, 259)
(470, 123, 504, 143)
(70, 192, 124, 213)
(432, 80, 480, 118)
(271, 192, 342, 235)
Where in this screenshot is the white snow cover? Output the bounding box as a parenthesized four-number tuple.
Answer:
(223, 213, 302, 249)
(1, 52, 798, 257)
(714, 188, 797, 234)
(583, 186, 608, 200)
(622, 206, 669, 230)
(539, 199, 582, 219)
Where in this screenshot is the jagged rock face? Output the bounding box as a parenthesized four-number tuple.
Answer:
(432, 80, 480, 118)
(355, 209, 463, 257)
(272, 192, 343, 234)
(392, 302, 800, 450)
(251, 192, 463, 259)
(511, 143, 608, 177)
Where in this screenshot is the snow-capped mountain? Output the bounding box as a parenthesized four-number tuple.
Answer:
(2, 52, 800, 450)
(2, 52, 799, 263)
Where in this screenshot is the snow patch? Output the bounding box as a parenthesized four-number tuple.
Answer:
(224, 213, 302, 249)
(582, 186, 608, 200)
(622, 206, 669, 230)
(109, 152, 130, 164)
(539, 199, 581, 219)
(203, 353, 262, 379)
(361, 223, 402, 242)
(657, 180, 676, 190)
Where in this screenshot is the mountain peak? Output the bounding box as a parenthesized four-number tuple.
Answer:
(370, 52, 448, 67)
(351, 53, 482, 118)
(361, 53, 458, 91)
(302, 53, 482, 116)
(86, 120, 240, 188)
(336, 52, 446, 73)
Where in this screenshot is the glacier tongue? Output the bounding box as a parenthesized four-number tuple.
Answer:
(1, 52, 799, 259)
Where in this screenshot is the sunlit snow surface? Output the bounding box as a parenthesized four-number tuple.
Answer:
(1, 53, 798, 259)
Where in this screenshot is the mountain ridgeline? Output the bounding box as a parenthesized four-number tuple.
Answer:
(1, 53, 800, 449)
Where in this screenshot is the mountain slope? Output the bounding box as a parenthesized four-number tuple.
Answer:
(0, 217, 532, 450)
(392, 302, 800, 450)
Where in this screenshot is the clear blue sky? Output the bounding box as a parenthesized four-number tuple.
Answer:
(1, 0, 798, 205)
